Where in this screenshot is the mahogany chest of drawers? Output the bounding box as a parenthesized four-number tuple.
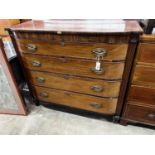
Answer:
(6, 20, 142, 119)
(121, 35, 155, 126)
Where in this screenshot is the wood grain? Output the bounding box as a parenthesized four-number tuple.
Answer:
(133, 65, 155, 87)
(15, 32, 130, 44)
(28, 70, 121, 97)
(17, 39, 128, 61)
(33, 86, 118, 114)
(128, 85, 155, 106)
(6, 20, 143, 34)
(124, 103, 155, 125)
(137, 43, 155, 65)
(21, 54, 125, 80)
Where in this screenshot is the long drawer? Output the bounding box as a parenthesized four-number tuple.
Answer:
(15, 32, 130, 44)
(22, 54, 125, 80)
(124, 103, 155, 125)
(137, 43, 155, 65)
(28, 70, 121, 97)
(32, 86, 117, 114)
(128, 85, 155, 107)
(133, 65, 155, 87)
(17, 39, 128, 61)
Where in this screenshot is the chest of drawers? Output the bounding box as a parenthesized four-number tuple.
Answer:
(6, 20, 142, 119)
(121, 35, 155, 126)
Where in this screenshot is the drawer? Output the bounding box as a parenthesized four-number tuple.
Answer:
(128, 85, 155, 106)
(15, 32, 130, 44)
(133, 65, 155, 87)
(137, 43, 155, 65)
(124, 104, 155, 125)
(22, 54, 125, 80)
(17, 39, 128, 61)
(28, 71, 121, 97)
(33, 86, 117, 114)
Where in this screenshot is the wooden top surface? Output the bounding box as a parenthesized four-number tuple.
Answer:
(6, 20, 143, 34)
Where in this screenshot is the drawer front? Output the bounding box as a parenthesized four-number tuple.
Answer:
(22, 54, 124, 80)
(133, 65, 155, 87)
(17, 39, 128, 61)
(33, 86, 117, 114)
(137, 43, 155, 64)
(124, 104, 155, 125)
(15, 32, 130, 43)
(128, 85, 155, 106)
(28, 71, 121, 97)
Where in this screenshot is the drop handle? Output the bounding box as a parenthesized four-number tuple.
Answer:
(26, 44, 37, 52)
(92, 48, 107, 57)
(148, 113, 155, 119)
(31, 60, 41, 67)
(91, 85, 104, 92)
(91, 67, 104, 75)
(91, 48, 107, 75)
(89, 102, 102, 109)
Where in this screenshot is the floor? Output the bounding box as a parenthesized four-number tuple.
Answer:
(0, 104, 155, 135)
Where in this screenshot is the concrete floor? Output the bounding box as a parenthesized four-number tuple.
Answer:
(0, 104, 155, 135)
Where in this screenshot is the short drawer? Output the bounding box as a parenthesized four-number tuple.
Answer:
(17, 39, 128, 61)
(137, 43, 155, 65)
(33, 86, 117, 114)
(133, 65, 155, 87)
(128, 85, 155, 106)
(22, 54, 125, 80)
(28, 71, 121, 97)
(124, 104, 155, 125)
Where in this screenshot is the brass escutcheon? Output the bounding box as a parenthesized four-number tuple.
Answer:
(91, 85, 104, 92)
(31, 60, 41, 67)
(89, 102, 102, 109)
(26, 44, 37, 52)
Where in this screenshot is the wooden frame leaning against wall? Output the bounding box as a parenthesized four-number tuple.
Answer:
(0, 38, 27, 115)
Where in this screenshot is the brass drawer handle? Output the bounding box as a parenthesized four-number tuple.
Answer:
(89, 102, 102, 109)
(91, 48, 106, 75)
(148, 113, 155, 119)
(91, 85, 104, 92)
(26, 44, 37, 52)
(36, 77, 45, 83)
(92, 48, 107, 57)
(91, 67, 104, 75)
(31, 60, 41, 67)
(39, 92, 48, 98)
